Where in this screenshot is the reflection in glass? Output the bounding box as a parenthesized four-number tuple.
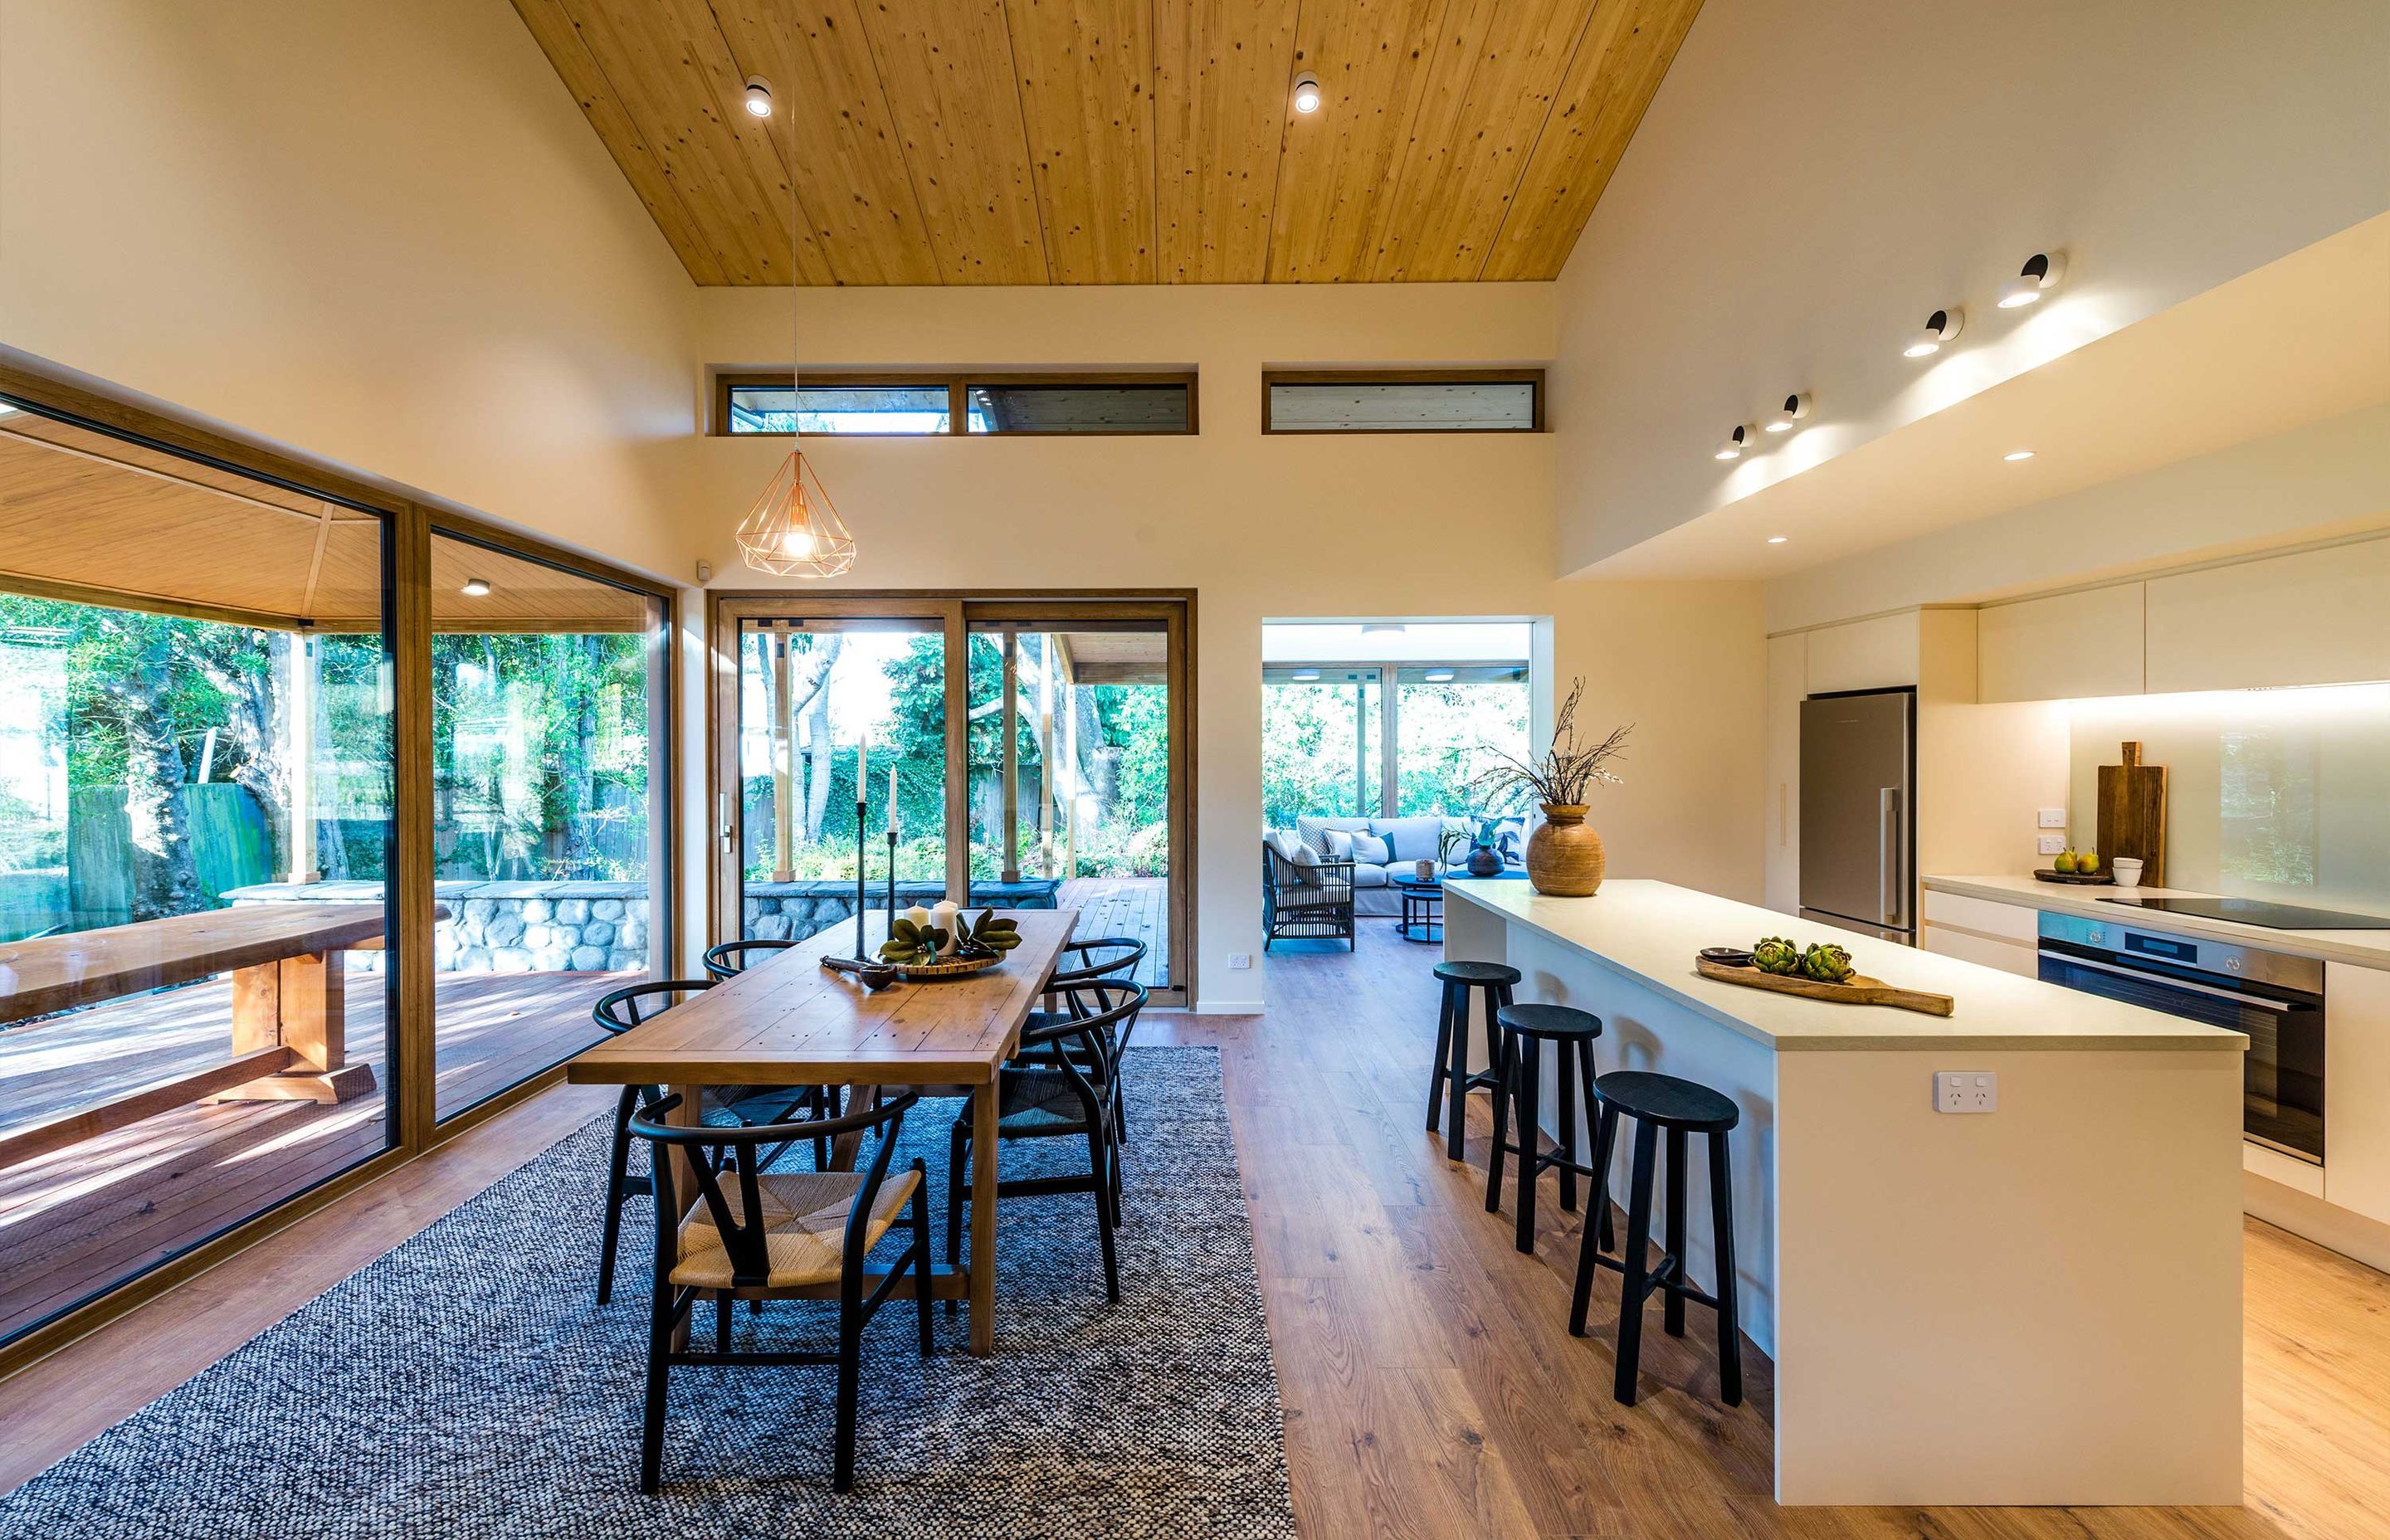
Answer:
(0, 407, 393, 1346)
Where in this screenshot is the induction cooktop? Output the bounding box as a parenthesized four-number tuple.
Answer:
(2097, 893, 2390, 930)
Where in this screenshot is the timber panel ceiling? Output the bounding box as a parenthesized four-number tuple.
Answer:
(512, 0, 1701, 285)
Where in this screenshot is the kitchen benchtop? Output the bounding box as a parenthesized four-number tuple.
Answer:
(1444, 878, 2245, 1054)
(1924, 875, 2390, 972)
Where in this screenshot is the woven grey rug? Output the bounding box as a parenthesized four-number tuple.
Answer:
(1, 1046, 1294, 1540)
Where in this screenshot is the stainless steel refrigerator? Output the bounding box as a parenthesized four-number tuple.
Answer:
(1798, 689, 1916, 945)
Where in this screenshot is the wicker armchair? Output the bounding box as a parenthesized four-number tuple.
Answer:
(1262, 836, 1355, 950)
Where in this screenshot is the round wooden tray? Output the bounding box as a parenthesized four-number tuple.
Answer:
(889, 952, 1005, 982)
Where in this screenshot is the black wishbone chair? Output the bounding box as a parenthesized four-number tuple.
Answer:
(1032, 938, 1149, 1148)
(628, 1090, 932, 1495)
(948, 979, 1147, 1305)
(700, 939, 844, 1167)
(592, 980, 713, 1308)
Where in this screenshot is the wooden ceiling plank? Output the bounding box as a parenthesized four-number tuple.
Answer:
(1153, 0, 1303, 282)
(1265, 0, 1454, 283)
(1478, 0, 1700, 280)
(510, 0, 731, 285)
(568, 0, 835, 284)
(1368, 0, 1593, 282)
(707, 0, 944, 285)
(1002, 0, 1159, 285)
(853, 0, 1051, 285)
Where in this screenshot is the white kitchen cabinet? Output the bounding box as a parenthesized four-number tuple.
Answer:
(1764, 632, 1806, 913)
(2144, 539, 2390, 693)
(1922, 923, 2038, 977)
(1804, 611, 1919, 694)
(2324, 962, 2390, 1227)
(1978, 584, 2145, 702)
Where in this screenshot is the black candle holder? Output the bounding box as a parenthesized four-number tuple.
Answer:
(851, 797, 870, 963)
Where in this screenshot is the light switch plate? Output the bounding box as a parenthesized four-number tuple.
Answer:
(1935, 1070, 1997, 1113)
(2037, 835, 2066, 855)
(2038, 807, 2068, 828)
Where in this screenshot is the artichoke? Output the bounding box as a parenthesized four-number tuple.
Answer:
(876, 916, 948, 965)
(1752, 936, 1802, 976)
(1800, 942, 1855, 983)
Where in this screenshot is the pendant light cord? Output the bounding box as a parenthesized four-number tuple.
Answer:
(788, 82, 802, 458)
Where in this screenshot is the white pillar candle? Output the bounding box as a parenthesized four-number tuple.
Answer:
(902, 904, 934, 932)
(930, 899, 963, 955)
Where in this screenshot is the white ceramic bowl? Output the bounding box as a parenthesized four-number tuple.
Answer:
(2112, 857, 2144, 889)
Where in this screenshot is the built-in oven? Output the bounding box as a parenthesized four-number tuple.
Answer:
(2037, 912, 2325, 1164)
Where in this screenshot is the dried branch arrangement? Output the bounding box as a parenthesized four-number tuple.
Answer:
(1471, 677, 1632, 809)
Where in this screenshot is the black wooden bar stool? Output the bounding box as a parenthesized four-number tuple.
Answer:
(1484, 1003, 1608, 1254)
(1426, 961, 1519, 1161)
(1570, 1069, 1742, 1409)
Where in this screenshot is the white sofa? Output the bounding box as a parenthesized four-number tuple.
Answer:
(1283, 814, 1526, 916)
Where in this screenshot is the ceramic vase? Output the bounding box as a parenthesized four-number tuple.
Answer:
(1525, 803, 1606, 896)
(1466, 845, 1503, 879)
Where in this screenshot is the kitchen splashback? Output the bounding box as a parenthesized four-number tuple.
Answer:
(2069, 682, 2390, 910)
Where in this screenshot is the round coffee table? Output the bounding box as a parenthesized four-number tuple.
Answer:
(1392, 875, 1443, 943)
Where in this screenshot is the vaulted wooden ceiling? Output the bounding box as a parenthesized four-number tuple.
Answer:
(511, 0, 1702, 285)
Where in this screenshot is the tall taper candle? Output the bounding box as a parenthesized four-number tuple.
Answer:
(887, 763, 899, 832)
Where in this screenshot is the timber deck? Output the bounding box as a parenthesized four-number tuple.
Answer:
(1056, 876, 1168, 988)
(0, 968, 631, 1347)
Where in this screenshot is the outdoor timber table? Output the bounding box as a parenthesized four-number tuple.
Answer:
(565, 907, 1078, 1357)
(0, 901, 391, 1104)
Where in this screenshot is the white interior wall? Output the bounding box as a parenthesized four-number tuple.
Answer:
(1549, 0, 2390, 576)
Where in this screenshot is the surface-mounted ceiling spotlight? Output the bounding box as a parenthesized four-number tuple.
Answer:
(1764, 392, 1813, 433)
(1291, 72, 1322, 115)
(1904, 307, 1965, 358)
(2003, 450, 2036, 461)
(1423, 668, 1457, 683)
(1714, 424, 1755, 461)
(460, 578, 491, 597)
(1997, 251, 2066, 309)
(743, 76, 773, 117)
(1290, 668, 1322, 682)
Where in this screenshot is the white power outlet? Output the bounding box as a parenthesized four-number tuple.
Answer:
(1934, 1071, 1997, 1113)
(2037, 835, 2066, 855)
(2038, 807, 2068, 829)
(1227, 953, 1254, 971)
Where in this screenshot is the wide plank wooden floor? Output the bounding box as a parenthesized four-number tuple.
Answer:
(2, 916, 2383, 1538)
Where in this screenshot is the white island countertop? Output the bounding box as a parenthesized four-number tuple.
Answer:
(1924, 873, 2390, 971)
(1445, 877, 2246, 1054)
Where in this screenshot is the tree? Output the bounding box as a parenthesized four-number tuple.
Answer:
(88, 611, 199, 919)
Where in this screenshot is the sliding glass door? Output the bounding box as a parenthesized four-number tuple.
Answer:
(715, 597, 1187, 1000)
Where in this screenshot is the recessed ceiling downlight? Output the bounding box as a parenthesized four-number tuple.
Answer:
(2003, 450, 2036, 461)
(461, 578, 492, 597)
(1291, 72, 1321, 115)
(1290, 667, 1321, 682)
(742, 76, 773, 117)
(1766, 535, 1788, 544)
(1423, 668, 1456, 683)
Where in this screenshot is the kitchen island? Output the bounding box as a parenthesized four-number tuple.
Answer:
(1443, 878, 2246, 1507)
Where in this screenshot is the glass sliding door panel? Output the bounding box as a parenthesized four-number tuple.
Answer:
(1394, 664, 1530, 816)
(0, 402, 395, 1348)
(738, 618, 945, 943)
(428, 531, 669, 1122)
(970, 622, 1173, 991)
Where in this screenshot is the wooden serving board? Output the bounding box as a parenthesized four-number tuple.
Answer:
(1695, 958, 1955, 1017)
(2095, 740, 2168, 886)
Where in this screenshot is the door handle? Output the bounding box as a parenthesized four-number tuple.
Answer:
(1878, 787, 1900, 925)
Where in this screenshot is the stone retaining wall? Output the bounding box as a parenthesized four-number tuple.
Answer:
(224, 880, 651, 974)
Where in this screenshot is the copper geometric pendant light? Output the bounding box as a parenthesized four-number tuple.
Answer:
(738, 58, 856, 579)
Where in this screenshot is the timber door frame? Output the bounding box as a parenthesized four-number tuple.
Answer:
(706, 590, 1194, 1005)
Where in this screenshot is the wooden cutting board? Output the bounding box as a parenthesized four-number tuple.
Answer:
(2095, 740, 2168, 885)
(1695, 958, 1955, 1017)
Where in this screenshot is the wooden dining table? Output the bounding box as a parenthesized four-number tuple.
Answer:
(563, 906, 1079, 1357)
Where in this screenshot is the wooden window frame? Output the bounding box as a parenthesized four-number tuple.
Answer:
(711, 370, 1200, 438)
(1260, 368, 1546, 435)
(0, 355, 681, 1380)
(706, 590, 1195, 1007)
